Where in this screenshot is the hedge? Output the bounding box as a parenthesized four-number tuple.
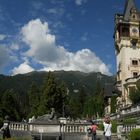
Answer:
(129, 128, 140, 140)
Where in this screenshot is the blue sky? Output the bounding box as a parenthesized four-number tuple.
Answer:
(0, 0, 139, 76)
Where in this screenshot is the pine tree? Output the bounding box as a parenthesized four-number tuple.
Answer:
(78, 86, 86, 116)
(55, 82, 68, 117)
(2, 90, 20, 121)
(83, 97, 95, 119)
(28, 82, 40, 117)
(68, 96, 81, 119)
(39, 72, 68, 116)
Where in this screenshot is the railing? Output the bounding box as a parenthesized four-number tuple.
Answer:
(117, 124, 140, 139)
(9, 122, 90, 134)
(10, 122, 29, 131)
(110, 104, 140, 119)
(64, 124, 88, 133)
(120, 104, 140, 118)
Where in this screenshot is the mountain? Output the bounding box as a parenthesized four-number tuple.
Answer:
(0, 71, 115, 95)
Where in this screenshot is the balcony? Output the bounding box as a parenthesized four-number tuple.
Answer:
(120, 104, 140, 118)
(125, 77, 138, 85)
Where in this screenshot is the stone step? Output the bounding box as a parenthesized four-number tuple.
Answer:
(88, 133, 118, 140)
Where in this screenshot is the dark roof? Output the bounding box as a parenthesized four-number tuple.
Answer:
(124, 0, 137, 20)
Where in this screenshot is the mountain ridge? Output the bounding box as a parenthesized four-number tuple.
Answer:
(0, 70, 115, 95)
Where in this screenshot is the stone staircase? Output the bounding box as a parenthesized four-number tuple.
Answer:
(92, 130, 118, 140)
(96, 135, 118, 140)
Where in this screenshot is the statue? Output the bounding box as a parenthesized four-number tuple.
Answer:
(49, 108, 55, 120)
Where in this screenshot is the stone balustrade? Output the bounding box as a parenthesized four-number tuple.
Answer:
(119, 105, 140, 119)
(110, 104, 140, 120)
(9, 122, 29, 131)
(9, 122, 90, 134)
(64, 124, 88, 133)
(117, 124, 140, 139)
(121, 106, 140, 115)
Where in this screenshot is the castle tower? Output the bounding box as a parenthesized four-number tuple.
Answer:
(114, 0, 140, 109)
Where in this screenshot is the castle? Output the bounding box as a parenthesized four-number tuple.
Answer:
(105, 0, 140, 115)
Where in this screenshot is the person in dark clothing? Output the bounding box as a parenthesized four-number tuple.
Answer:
(0, 121, 11, 139)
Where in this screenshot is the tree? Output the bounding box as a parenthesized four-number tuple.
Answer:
(92, 81, 104, 117)
(96, 90, 104, 117)
(129, 87, 140, 104)
(0, 94, 4, 127)
(38, 72, 57, 115)
(78, 86, 86, 115)
(94, 80, 102, 96)
(68, 96, 81, 119)
(55, 82, 68, 117)
(83, 80, 104, 119)
(28, 82, 40, 117)
(83, 97, 96, 119)
(111, 95, 117, 113)
(39, 72, 68, 117)
(1, 90, 20, 121)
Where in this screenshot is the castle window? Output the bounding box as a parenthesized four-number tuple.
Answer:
(118, 24, 130, 37)
(122, 27, 129, 37)
(133, 72, 138, 77)
(133, 15, 136, 19)
(132, 42, 136, 49)
(132, 60, 138, 66)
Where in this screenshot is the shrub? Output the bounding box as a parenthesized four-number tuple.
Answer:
(0, 117, 4, 128)
(98, 123, 104, 130)
(129, 88, 140, 104)
(111, 120, 117, 133)
(98, 121, 117, 133)
(2, 137, 31, 140)
(129, 129, 140, 140)
(123, 118, 137, 125)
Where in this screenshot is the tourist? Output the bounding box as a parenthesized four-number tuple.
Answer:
(103, 116, 112, 140)
(0, 121, 11, 139)
(90, 121, 98, 140)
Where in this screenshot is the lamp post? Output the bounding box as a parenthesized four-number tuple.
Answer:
(59, 117, 67, 140)
(59, 123, 63, 140)
(39, 129, 43, 140)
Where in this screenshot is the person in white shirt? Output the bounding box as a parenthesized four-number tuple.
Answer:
(103, 116, 112, 140)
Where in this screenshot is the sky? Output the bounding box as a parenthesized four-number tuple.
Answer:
(0, 0, 139, 76)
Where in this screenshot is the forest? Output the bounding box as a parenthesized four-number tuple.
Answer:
(0, 71, 116, 126)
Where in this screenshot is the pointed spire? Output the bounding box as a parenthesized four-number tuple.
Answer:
(124, 0, 137, 20)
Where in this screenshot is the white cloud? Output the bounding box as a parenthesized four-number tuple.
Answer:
(40, 49, 111, 75)
(20, 19, 111, 75)
(0, 34, 6, 40)
(12, 61, 34, 75)
(75, 0, 87, 6)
